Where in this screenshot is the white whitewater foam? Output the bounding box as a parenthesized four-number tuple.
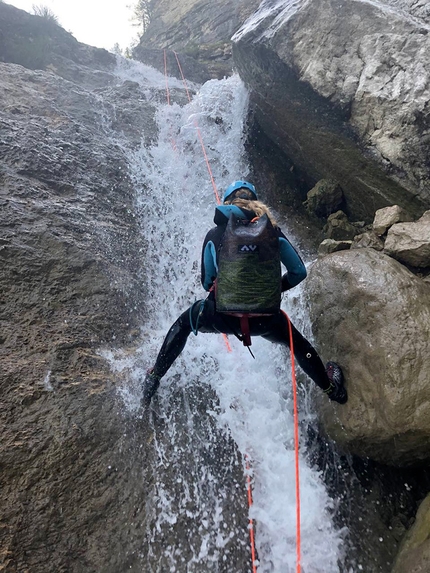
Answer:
(108, 58, 347, 571)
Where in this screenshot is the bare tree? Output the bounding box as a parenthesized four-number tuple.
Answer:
(32, 4, 59, 24)
(129, 0, 152, 35)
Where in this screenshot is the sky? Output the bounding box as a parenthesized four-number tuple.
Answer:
(6, 0, 140, 51)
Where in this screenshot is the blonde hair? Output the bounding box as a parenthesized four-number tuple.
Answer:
(225, 197, 278, 227)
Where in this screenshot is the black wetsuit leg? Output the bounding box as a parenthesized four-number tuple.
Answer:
(260, 313, 330, 391)
(152, 300, 330, 393)
(151, 308, 194, 379)
(151, 299, 220, 379)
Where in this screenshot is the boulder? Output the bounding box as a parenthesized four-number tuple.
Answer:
(324, 210, 360, 241)
(373, 205, 415, 236)
(384, 211, 430, 268)
(232, 0, 430, 221)
(351, 231, 385, 251)
(304, 178, 344, 218)
(303, 248, 430, 465)
(318, 239, 352, 256)
(391, 493, 430, 573)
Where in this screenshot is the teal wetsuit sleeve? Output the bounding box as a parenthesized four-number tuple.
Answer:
(202, 240, 218, 291)
(279, 237, 307, 288)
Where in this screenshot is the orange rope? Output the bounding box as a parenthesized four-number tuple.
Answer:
(170, 49, 259, 567)
(173, 50, 222, 206)
(169, 51, 259, 562)
(245, 454, 258, 573)
(168, 51, 230, 354)
(283, 311, 301, 572)
(173, 50, 192, 101)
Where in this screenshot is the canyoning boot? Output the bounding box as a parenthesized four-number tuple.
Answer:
(324, 361, 348, 404)
(142, 368, 161, 407)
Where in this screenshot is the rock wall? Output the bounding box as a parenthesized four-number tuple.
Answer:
(232, 0, 430, 222)
(2, 1, 430, 572)
(0, 3, 151, 571)
(0, 49, 151, 573)
(0, 4, 250, 571)
(136, 0, 261, 78)
(0, 1, 116, 84)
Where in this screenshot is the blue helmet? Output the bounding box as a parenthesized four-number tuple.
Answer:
(223, 180, 257, 203)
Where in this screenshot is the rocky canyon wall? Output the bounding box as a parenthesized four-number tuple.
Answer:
(136, 0, 261, 78)
(0, 7, 152, 570)
(2, 1, 430, 572)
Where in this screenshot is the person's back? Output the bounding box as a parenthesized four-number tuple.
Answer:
(143, 180, 347, 406)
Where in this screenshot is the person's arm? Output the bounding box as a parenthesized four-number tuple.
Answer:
(278, 232, 307, 291)
(201, 227, 223, 291)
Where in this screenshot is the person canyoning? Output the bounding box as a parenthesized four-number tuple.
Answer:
(142, 180, 347, 407)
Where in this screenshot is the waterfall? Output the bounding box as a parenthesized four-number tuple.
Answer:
(110, 57, 347, 572)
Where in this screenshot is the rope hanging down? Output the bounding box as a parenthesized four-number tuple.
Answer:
(163, 49, 230, 355)
(164, 49, 302, 572)
(173, 50, 222, 205)
(245, 454, 258, 573)
(284, 311, 302, 572)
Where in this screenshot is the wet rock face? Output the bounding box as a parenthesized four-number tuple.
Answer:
(0, 54, 159, 571)
(303, 248, 430, 465)
(137, 0, 261, 78)
(232, 0, 430, 221)
(0, 8, 252, 571)
(392, 493, 430, 573)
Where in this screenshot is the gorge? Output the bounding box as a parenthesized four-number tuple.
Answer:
(1, 1, 430, 572)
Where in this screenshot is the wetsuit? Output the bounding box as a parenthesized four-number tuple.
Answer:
(149, 205, 332, 393)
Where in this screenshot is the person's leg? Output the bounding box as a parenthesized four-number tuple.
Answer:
(261, 314, 329, 389)
(151, 312, 193, 380)
(143, 299, 222, 404)
(260, 312, 347, 403)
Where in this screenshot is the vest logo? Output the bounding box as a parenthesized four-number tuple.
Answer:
(238, 244, 259, 253)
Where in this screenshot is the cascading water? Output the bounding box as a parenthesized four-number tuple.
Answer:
(111, 57, 347, 572)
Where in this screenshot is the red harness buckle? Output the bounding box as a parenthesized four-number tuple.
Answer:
(239, 315, 252, 347)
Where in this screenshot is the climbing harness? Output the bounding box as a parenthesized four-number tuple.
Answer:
(217, 311, 256, 358)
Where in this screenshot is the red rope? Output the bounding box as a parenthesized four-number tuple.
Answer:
(283, 311, 302, 572)
(245, 454, 258, 573)
(170, 55, 258, 567)
(173, 50, 192, 101)
(169, 50, 229, 359)
(166, 50, 305, 571)
(173, 50, 222, 206)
